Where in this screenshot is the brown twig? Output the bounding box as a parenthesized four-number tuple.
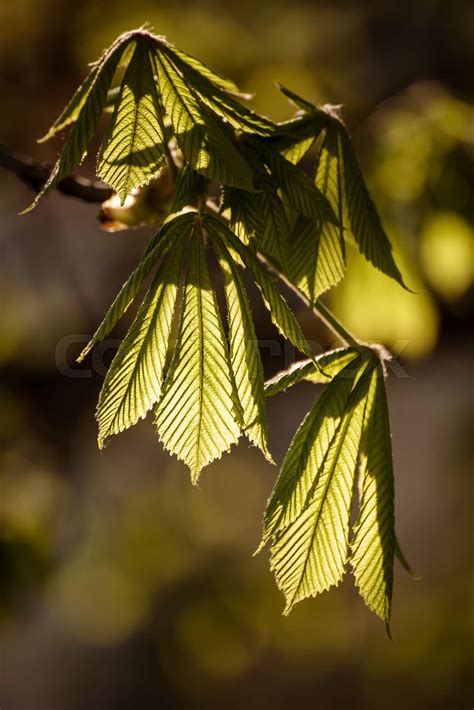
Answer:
(0, 144, 113, 203)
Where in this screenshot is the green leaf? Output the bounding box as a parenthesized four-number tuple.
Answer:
(158, 39, 242, 94)
(155, 52, 254, 190)
(288, 214, 346, 304)
(280, 135, 317, 165)
(24, 31, 135, 212)
(97, 39, 167, 203)
(395, 536, 419, 579)
(204, 215, 312, 359)
(267, 114, 327, 164)
(221, 186, 262, 245)
(37, 63, 100, 143)
(277, 121, 346, 303)
(78, 212, 194, 362)
(162, 44, 276, 136)
(262, 361, 372, 612)
(155, 224, 241, 481)
(315, 121, 345, 249)
(338, 124, 408, 289)
(254, 168, 291, 267)
(275, 82, 318, 113)
(350, 370, 395, 629)
(221, 143, 290, 266)
(170, 165, 207, 212)
(272, 86, 406, 289)
(255, 142, 337, 225)
(212, 237, 273, 461)
(264, 347, 361, 397)
(96, 230, 187, 447)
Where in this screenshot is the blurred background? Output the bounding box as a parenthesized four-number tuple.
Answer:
(0, 0, 473, 708)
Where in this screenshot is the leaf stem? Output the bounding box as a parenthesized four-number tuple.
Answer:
(205, 199, 360, 347)
(256, 253, 361, 347)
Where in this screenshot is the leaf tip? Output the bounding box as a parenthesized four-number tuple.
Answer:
(395, 538, 420, 579)
(190, 467, 202, 486)
(253, 538, 267, 557)
(18, 201, 36, 216)
(37, 132, 52, 144)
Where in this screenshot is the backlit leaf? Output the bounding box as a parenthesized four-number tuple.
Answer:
(263, 361, 372, 612)
(350, 370, 395, 630)
(78, 212, 194, 362)
(213, 237, 272, 461)
(96, 227, 187, 446)
(204, 215, 313, 359)
(155, 52, 254, 190)
(264, 347, 361, 397)
(24, 30, 136, 212)
(97, 39, 167, 203)
(338, 124, 408, 289)
(155, 223, 241, 481)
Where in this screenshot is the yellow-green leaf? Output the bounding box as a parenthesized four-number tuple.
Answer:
(350, 370, 395, 630)
(97, 39, 167, 203)
(263, 361, 372, 612)
(155, 224, 241, 481)
(24, 30, 136, 212)
(96, 229, 187, 446)
(264, 347, 361, 397)
(78, 212, 194, 362)
(155, 52, 254, 190)
(213, 236, 273, 461)
(204, 215, 313, 359)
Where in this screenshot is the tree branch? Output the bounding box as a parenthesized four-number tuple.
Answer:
(0, 144, 113, 203)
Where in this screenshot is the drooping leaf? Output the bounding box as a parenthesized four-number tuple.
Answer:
(287, 214, 346, 304)
(204, 215, 313, 359)
(350, 369, 395, 629)
(155, 224, 241, 481)
(262, 361, 372, 612)
(155, 52, 254, 190)
(264, 347, 361, 397)
(212, 236, 272, 461)
(274, 83, 407, 289)
(254, 141, 337, 225)
(254, 167, 291, 267)
(221, 186, 263, 245)
(280, 134, 317, 165)
(78, 212, 194, 362)
(97, 39, 167, 203)
(337, 124, 408, 289)
(24, 30, 136, 212)
(158, 39, 242, 94)
(170, 164, 207, 212)
(266, 119, 346, 303)
(37, 63, 100, 143)
(96, 228, 188, 447)
(163, 45, 276, 136)
(222, 143, 290, 266)
(395, 536, 419, 579)
(267, 113, 327, 165)
(315, 121, 345, 251)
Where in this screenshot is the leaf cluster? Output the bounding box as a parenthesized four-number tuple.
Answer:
(25, 27, 413, 629)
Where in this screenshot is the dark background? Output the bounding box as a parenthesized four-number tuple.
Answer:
(0, 1, 473, 708)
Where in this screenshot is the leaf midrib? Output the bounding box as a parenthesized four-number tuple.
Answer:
(287, 370, 368, 606)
